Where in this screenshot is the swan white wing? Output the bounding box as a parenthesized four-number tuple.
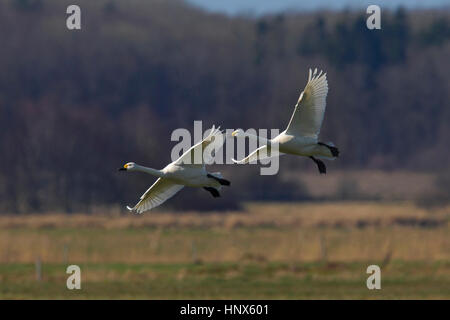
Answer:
(175, 125, 225, 167)
(232, 144, 282, 164)
(127, 178, 184, 214)
(286, 68, 328, 138)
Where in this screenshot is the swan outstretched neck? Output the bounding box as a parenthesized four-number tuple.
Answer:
(231, 129, 270, 145)
(134, 164, 165, 177)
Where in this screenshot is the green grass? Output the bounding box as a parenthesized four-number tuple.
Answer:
(1, 261, 449, 299)
(0, 203, 448, 299)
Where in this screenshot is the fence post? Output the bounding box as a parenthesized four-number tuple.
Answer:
(63, 244, 69, 264)
(191, 240, 198, 263)
(320, 235, 327, 263)
(35, 257, 42, 281)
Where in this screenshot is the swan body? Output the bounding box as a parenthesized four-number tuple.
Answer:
(119, 126, 229, 213)
(161, 164, 222, 187)
(232, 68, 339, 173)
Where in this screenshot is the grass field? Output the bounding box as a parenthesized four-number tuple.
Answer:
(1, 261, 449, 299)
(0, 202, 449, 299)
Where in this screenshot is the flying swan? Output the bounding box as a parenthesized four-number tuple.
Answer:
(119, 126, 230, 213)
(232, 68, 339, 174)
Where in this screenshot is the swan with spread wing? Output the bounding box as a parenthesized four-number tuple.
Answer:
(232, 68, 339, 174)
(119, 126, 230, 213)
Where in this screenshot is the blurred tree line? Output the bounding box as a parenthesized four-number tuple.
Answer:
(0, 0, 449, 212)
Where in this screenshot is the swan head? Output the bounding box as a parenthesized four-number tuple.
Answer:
(118, 162, 136, 171)
(231, 129, 245, 137)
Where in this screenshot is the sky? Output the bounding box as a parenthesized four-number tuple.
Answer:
(186, 0, 450, 15)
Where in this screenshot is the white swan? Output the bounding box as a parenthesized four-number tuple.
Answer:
(232, 68, 339, 174)
(119, 126, 230, 213)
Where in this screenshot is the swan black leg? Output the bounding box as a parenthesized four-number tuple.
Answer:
(309, 156, 327, 174)
(203, 187, 221, 198)
(207, 174, 231, 186)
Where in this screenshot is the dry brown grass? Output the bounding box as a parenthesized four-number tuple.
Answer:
(0, 202, 448, 264)
(0, 201, 447, 229)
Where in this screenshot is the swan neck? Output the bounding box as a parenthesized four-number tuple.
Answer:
(245, 132, 269, 145)
(135, 165, 164, 177)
